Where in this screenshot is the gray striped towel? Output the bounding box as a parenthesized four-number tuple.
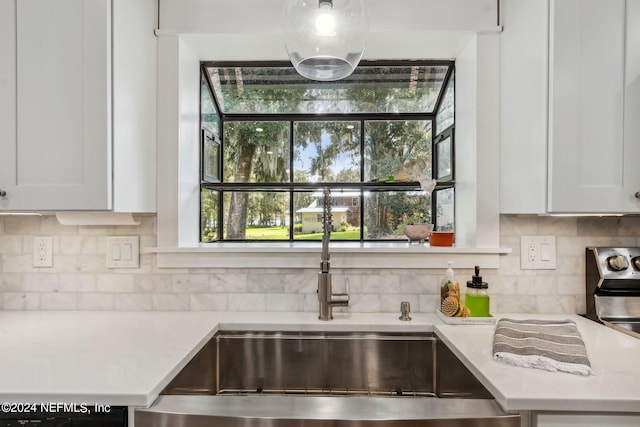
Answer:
(493, 318, 593, 376)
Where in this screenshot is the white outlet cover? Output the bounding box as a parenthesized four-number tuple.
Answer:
(33, 236, 53, 268)
(106, 236, 140, 269)
(520, 235, 556, 270)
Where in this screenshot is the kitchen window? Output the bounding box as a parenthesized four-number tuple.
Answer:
(154, 32, 503, 269)
(199, 61, 455, 243)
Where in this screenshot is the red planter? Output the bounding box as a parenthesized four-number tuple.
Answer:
(429, 231, 454, 247)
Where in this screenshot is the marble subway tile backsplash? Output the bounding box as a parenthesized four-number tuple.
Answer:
(2, 214, 640, 313)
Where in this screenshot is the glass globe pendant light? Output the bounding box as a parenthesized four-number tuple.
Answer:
(283, 0, 369, 81)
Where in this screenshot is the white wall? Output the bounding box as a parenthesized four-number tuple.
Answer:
(498, 0, 549, 214)
(156, 36, 202, 247)
(156, 0, 499, 61)
(455, 37, 478, 247)
(454, 33, 501, 248)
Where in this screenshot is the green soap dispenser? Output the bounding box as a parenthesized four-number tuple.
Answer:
(465, 266, 490, 317)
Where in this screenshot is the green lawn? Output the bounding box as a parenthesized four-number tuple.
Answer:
(244, 226, 290, 240)
(294, 230, 360, 240)
(244, 226, 360, 240)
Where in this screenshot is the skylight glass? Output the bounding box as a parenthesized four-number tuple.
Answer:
(205, 62, 451, 115)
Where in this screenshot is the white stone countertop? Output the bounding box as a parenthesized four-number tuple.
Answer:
(0, 311, 638, 413)
(435, 313, 640, 413)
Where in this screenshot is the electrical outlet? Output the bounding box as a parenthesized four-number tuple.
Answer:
(33, 236, 53, 267)
(528, 242, 538, 262)
(520, 235, 556, 270)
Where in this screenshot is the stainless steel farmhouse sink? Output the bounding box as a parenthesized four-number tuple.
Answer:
(135, 331, 520, 427)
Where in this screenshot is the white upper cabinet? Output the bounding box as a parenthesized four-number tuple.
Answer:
(0, 0, 156, 212)
(623, 0, 640, 213)
(548, 0, 634, 213)
(500, 0, 640, 214)
(499, 0, 549, 214)
(0, 0, 17, 203)
(15, 0, 111, 211)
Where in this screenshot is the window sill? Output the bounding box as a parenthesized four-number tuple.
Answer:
(147, 242, 511, 269)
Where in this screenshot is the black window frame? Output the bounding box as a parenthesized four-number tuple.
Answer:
(200, 60, 456, 243)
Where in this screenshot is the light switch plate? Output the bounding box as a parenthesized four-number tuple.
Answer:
(106, 236, 140, 269)
(520, 235, 556, 270)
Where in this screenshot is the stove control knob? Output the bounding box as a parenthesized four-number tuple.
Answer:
(606, 255, 629, 271)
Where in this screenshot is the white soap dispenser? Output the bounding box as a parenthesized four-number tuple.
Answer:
(440, 262, 459, 315)
(440, 261, 469, 317)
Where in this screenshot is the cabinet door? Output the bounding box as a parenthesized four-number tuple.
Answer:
(112, 0, 157, 213)
(499, 0, 549, 214)
(0, 0, 17, 205)
(0, 0, 111, 211)
(624, 0, 640, 211)
(548, 0, 633, 213)
(534, 412, 640, 427)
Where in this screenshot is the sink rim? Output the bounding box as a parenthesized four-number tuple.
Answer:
(138, 394, 520, 421)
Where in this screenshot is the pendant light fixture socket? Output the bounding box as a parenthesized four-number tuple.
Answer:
(283, 0, 369, 81)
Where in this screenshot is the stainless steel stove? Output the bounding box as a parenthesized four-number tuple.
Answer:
(586, 247, 640, 338)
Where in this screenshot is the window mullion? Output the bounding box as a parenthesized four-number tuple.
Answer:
(359, 119, 365, 242)
(289, 120, 294, 241)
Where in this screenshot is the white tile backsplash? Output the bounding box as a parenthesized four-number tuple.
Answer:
(77, 293, 116, 311)
(495, 294, 536, 313)
(59, 236, 98, 255)
(23, 273, 59, 292)
(419, 294, 440, 313)
(0, 235, 23, 254)
(96, 274, 135, 293)
(172, 274, 209, 293)
(3, 292, 40, 310)
(40, 292, 78, 310)
(152, 293, 190, 311)
(57, 274, 98, 292)
(190, 293, 228, 311)
(133, 274, 172, 292)
(1, 273, 23, 292)
(210, 273, 248, 292)
(380, 294, 418, 313)
(115, 293, 153, 311)
(349, 294, 381, 313)
(362, 274, 401, 293)
(4, 216, 40, 235)
(399, 275, 437, 294)
(2, 213, 640, 313)
(228, 293, 266, 311)
(535, 295, 578, 314)
(247, 273, 287, 293)
(265, 293, 305, 312)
